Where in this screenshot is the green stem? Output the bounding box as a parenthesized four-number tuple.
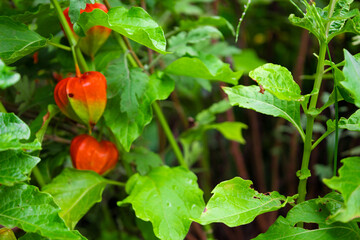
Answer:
(296, 0, 338, 205)
(48, 40, 71, 51)
(50, 0, 77, 47)
(75, 47, 89, 72)
(105, 179, 126, 187)
(0, 101, 7, 113)
(297, 42, 327, 205)
(114, 34, 138, 68)
(311, 130, 332, 150)
(33, 166, 46, 188)
(153, 102, 187, 169)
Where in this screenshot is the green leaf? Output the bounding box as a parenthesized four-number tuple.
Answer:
(104, 73, 174, 151)
(0, 59, 20, 89)
(166, 53, 242, 85)
(196, 99, 231, 125)
(0, 17, 47, 64)
(339, 109, 360, 131)
(68, 0, 87, 24)
(323, 157, 360, 223)
(122, 147, 163, 175)
(223, 85, 305, 141)
(340, 49, 360, 107)
(232, 49, 266, 75)
(254, 197, 360, 239)
(0, 183, 84, 240)
(35, 105, 60, 143)
(104, 57, 149, 117)
(195, 177, 295, 226)
(0, 150, 40, 186)
(118, 166, 205, 240)
(249, 63, 304, 101)
(75, 7, 167, 54)
(179, 16, 235, 35)
(42, 168, 108, 230)
(0, 228, 16, 240)
(0, 113, 41, 151)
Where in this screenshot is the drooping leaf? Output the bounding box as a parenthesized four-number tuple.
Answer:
(0, 59, 20, 89)
(0, 183, 84, 239)
(0, 150, 40, 186)
(249, 63, 304, 101)
(340, 49, 360, 107)
(0, 17, 47, 64)
(323, 157, 360, 223)
(42, 168, 108, 229)
(195, 177, 295, 226)
(223, 85, 305, 140)
(122, 147, 163, 175)
(74, 7, 167, 54)
(0, 112, 41, 151)
(118, 166, 205, 240)
(254, 197, 360, 239)
(104, 73, 174, 151)
(166, 53, 242, 85)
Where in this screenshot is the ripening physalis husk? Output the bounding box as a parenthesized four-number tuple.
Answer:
(54, 71, 107, 129)
(70, 134, 119, 175)
(63, 3, 111, 58)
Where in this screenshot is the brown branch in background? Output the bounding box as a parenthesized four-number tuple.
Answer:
(43, 135, 71, 144)
(220, 84, 249, 179)
(171, 91, 189, 129)
(287, 29, 310, 195)
(191, 223, 207, 240)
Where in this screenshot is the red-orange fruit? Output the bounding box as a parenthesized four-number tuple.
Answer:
(54, 71, 107, 128)
(70, 134, 119, 175)
(63, 3, 111, 57)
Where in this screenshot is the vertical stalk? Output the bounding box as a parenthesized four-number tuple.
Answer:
(297, 42, 326, 204)
(153, 102, 187, 169)
(296, 0, 337, 204)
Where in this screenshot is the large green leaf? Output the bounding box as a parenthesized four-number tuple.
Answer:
(254, 197, 360, 239)
(223, 85, 305, 141)
(104, 57, 149, 118)
(42, 168, 108, 229)
(323, 157, 360, 223)
(19, 233, 49, 240)
(118, 166, 205, 240)
(0, 113, 41, 151)
(0, 59, 20, 89)
(166, 53, 242, 85)
(104, 73, 174, 151)
(0, 150, 40, 186)
(249, 63, 304, 101)
(74, 7, 167, 54)
(0, 17, 47, 64)
(0, 183, 84, 239)
(195, 177, 295, 226)
(340, 49, 360, 107)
